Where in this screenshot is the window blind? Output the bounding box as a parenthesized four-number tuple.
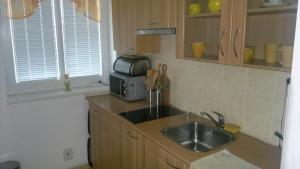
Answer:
(9, 0, 59, 83)
(60, 0, 102, 78)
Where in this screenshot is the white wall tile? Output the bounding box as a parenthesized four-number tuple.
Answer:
(243, 99, 273, 143)
(202, 63, 222, 112)
(222, 65, 246, 97)
(270, 72, 291, 144)
(151, 36, 289, 145)
(246, 69, 276, 104)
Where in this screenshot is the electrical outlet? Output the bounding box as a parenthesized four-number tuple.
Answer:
(63, 148, 73, 161)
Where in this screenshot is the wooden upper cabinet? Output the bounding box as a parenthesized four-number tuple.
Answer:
(230, 0, 247, 66)
(112, 0, 136, 54)
(218, 0, 234, 65)
(112, 0, 161, 55)
(176, 0, 245, 65)
(220, 0, 247, 66)
(177, 0, 297, 71)
(136, 0, 177, 29)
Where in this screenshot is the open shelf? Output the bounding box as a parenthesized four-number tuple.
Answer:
(247, 4, 297, 15)
(244, 59, 291, 72)
(185, 12, 221, 18)
(183, 55, 219, 63)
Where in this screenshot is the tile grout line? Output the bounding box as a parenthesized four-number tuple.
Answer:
(241, 68, 248, 133)
(200, 63, 205, 114)
(220, 65, 225, 119)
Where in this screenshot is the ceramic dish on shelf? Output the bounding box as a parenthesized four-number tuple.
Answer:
(261, 2, 289, 8)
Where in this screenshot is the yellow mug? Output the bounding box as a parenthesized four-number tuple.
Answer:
(192, 42, 206, 58)
(265, 43, 281, 64)
(278, 46, 293, 67)
(244, 46, 255, 63)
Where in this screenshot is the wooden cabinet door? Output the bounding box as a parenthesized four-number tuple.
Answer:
(108, 119, 121, 169)
(91, 109, 121, 169)
(151, 0, 177, 28)
(136, 0, 176, 29)
(92, 118, 111, 169)
(136, 0, 152, 29)
(121, 124, 144, 169)
(145, 139, 189, 169)
(230, 0, 247, 65)
(112, 0, 136, 54)
(218, 0, 234, 64)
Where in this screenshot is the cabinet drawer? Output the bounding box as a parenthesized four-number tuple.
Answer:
(145, 139, 189, 169)
(90, 103, 119, 126)
(121, 123, 140, 139)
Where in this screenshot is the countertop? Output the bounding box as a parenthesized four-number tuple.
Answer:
(87, 94, 282, 169)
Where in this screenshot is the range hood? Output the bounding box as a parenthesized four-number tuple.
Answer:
(136, 28, 176, 35)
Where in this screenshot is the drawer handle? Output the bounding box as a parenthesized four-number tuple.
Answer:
(149, 22, 159, 25)
(128, 131, 138, 140)
(165, 158, 181, 169)
(219, 29, 226, 56)
(233, 28, 241, 58)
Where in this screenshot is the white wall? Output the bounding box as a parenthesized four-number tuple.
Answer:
(0, 2, 8, 161)
(4, 96, 89, 169)
(151, 35, 290, 146)
(281, 2, 300, 168)
(0, 1, 107, 169)
(0, 5, 90, 168)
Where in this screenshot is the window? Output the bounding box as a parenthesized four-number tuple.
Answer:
(9, 0, 60, 82)
(60, 0, 102, 78)
(4, 0, 111, 94)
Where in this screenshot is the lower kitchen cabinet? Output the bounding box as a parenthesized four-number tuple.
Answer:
(90, 103, 188, 169)
(145, 139, 189, 169)
(91, 109, 121, 169)
(121, 123, 145, 169)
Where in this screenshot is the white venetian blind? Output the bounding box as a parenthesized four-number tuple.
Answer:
(60, 0, 102, 78)
(9, 0, 59, 83)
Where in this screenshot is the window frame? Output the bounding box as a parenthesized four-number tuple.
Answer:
(2, 0, 112, 95)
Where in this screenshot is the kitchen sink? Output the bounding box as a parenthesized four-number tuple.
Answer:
(161, 121, 235, 152)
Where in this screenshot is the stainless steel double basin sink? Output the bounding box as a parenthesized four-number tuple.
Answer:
(161, 121, 235, 152)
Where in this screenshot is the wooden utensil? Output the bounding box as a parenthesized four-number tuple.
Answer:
(161, 64, 170, 105)
(145, 69, 158, 90)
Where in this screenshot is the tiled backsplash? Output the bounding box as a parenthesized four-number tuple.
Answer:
(151, 36, 290, 146)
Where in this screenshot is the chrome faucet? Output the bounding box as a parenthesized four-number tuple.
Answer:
(200, 111, 225, 130)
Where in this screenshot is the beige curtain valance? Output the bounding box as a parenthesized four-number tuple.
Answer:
(6, 0, 40, 19)
(6, 0, 101, 22)
(72, 0, 101, 22)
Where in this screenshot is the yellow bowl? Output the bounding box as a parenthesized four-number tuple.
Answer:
(244, 46, 255, 63)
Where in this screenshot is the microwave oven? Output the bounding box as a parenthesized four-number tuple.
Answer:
(109, 72, 146, 101)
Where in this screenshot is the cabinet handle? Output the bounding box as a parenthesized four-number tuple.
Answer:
(128, 131, 138, 140)
(165, 158, 181, 169)
(149, 22, 159, 25)
(219, 29, 226, 56)
(233, 28, 241, 58)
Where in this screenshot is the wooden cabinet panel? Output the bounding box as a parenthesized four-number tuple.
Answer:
(145, 139, 189, 169)
(114, 0, 136, 54)
(218, 0, 234, 64)
(121, 123, 144, 169)
(136, 0, 152, 29)
(176, 0, 295, 71)
(91, 117, 111, 169)
(230, 0, 247, 66)
(136, 0, 176, 29)
(112, 0, 161, 54)
(91, 111, 121, 169)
